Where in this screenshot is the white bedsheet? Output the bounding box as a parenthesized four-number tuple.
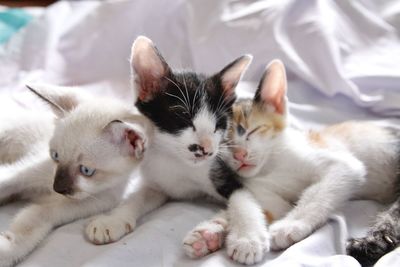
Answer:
(1, 0, 400, 266)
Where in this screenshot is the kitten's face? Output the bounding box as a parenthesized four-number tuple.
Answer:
(28, 84, 148, 200)
(225, 59, 288, 178)
(227, 99, 286, 177)
(136, 73, 232, 166)
(131, 36, 252, 166)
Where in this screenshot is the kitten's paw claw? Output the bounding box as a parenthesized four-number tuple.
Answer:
(85, 215, 135, 245)
(226, 229, 269, 265)
(346, 232, 398, 266)
(183, 220, 226, 259)
(270, 219, 312, 250)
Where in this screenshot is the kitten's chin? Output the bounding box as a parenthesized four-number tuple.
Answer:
(237, 164, 260, 178)
(185, 155, 215, 166)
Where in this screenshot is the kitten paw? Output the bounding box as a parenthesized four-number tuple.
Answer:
(183, 219, 226, 258)
(226, 228, 269, 265)
(270, 219, 312, 250)
(346, 232, 398, 266)
(85, 215, 135, 245)
(0, 231, 17, 267)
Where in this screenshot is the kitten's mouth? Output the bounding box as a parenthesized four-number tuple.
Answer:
(237, 163, 255, 171)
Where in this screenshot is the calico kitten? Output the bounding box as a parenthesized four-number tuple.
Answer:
(0, 84, 149, 266)
(85, 36, 269, 265)
(188, 59, 400, 265)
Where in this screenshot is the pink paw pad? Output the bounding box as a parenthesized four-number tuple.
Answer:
(190, 230, 222, 257)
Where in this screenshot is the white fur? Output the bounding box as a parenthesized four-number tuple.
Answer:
(0, 85, 150, 266)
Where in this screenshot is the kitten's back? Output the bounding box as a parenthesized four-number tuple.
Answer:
(0, 112, 54, 164)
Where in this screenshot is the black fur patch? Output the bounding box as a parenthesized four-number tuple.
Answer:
(347, 196, 400, 266)
(210, 157, 243, 199)
(135, 71, 234, 135)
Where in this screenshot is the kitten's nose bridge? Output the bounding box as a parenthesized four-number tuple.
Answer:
(199, 138, 212, 154)
(233, 148, 248, 162)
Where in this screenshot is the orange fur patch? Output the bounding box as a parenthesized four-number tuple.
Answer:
(307, 130, 327, 148)
(264, 210, 274, 223)
(231, 100, 286, 139)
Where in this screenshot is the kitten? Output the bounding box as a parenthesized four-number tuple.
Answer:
(0, 84, 149, 266)
(85, 36, 269, 265)
(188, 59, 400, 265)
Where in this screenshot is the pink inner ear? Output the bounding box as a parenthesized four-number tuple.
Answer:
(131, 37, 168, 102)
(126, 129, 141, 149)
(261, 62, 287, 114)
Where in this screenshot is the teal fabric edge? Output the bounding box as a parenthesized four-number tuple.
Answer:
(0, 8, 33, 44)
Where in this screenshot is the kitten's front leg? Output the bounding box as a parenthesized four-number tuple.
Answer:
(183, 210, 228, 258)
(85, 183, 167, 245)
(0, 193, 116, 267)
(226, 189, 269, 265)
(270, 158, 366, 250)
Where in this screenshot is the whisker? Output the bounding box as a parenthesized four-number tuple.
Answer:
(165, 92, 190, 113)
(164, 76, 190, 112)
(182, 74, 192, 115)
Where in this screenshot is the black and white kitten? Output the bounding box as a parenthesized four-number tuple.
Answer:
(85, 36, 269, 265)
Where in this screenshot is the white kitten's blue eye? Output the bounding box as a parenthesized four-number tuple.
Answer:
(79, 165, 96, 177)
(50, 150, 59, 162)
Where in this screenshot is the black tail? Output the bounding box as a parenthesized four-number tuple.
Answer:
(346, 126, 400, 266)
(346, 198, 400, 266)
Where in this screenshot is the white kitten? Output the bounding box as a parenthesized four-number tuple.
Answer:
(0, 84, 150, 266)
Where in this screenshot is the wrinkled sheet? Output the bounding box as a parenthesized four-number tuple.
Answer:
(1, 0, 400, 266)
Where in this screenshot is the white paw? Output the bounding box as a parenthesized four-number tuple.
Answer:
(85, 215, 135, 245)
(226, 228, 269, 265)
(183, 219, 227, 259)
(0, 231, 17, 267)
(269, 219, 313, 250)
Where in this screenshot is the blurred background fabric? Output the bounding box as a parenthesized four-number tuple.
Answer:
(0, 0, 400, 266)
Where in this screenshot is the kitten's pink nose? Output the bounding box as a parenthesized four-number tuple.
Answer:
(233, 148, 247, 162)
(200, 138, 213, 155)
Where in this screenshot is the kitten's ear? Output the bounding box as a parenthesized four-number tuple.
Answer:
(130, 36, 171, 102)
(26, 83, 82, 118)
(103, 118, 148, 159)
(254, 59, 287, 115)
(217, 55, 253, 97)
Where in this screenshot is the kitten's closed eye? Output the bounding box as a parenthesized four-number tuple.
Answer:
(237, 124, 246, 136)
(246, 125, 268, 140)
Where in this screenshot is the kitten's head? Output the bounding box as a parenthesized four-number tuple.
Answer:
(130, 36, 252, 166)
(226, 59, 288, 177)
(28, 84, 151, 199)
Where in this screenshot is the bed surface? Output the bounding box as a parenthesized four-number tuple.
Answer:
(1, 1, 400, 266)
